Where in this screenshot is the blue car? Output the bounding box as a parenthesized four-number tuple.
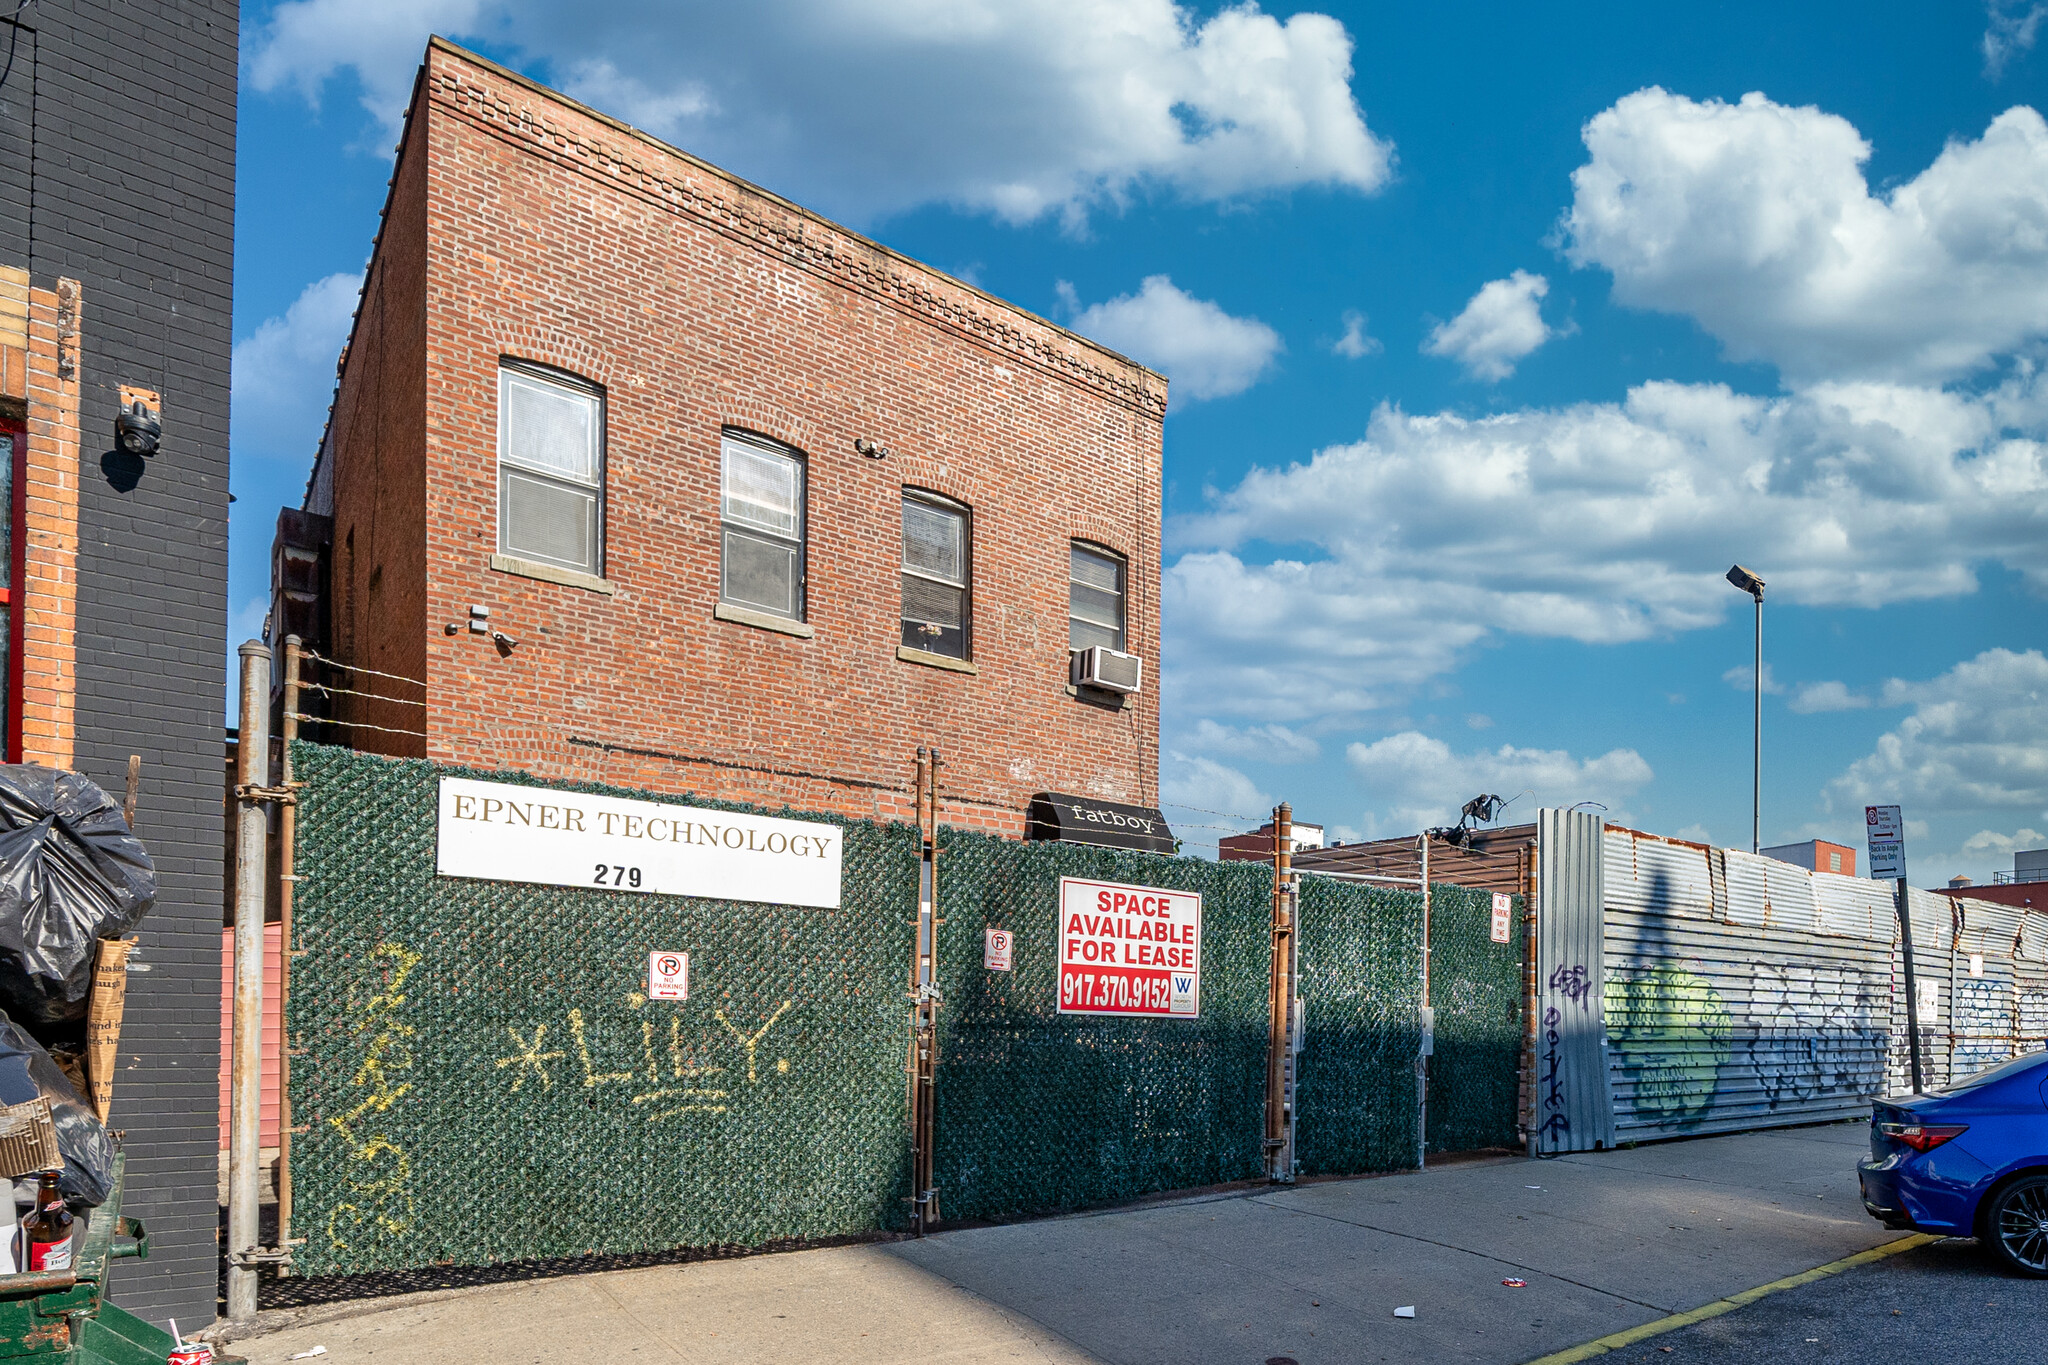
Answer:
(1859, 1049, 2048, 1276)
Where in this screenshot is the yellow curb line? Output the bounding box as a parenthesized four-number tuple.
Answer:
(1520, 1233, 1941, 1365)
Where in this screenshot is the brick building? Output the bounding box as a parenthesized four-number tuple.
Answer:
(288, 40, 1166, 833)
(0, 0, 237, 1324)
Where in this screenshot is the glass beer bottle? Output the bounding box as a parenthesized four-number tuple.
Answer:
(22, 1171, 72, 1271)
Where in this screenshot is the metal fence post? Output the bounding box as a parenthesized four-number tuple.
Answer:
(908, 748, 942, 1231)
(1264, 804, 1296, 1182)
(276, 637, 302, 1261)
(227, 641, 272, 1320)
(1417, 833, 1432, 1170)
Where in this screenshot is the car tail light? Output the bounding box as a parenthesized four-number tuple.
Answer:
(1880, 1122, 1968, 1153)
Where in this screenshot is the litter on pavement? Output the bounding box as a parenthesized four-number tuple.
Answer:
(1501, 1278, 1527, 1287)
(1393, 1306, 1416, 1318)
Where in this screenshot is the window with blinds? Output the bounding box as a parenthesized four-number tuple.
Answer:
(901, 492, 970, 659)
(1069, 543, 1126, 652)
(498, 364, 604, 575)
(720, 431, 806, 620)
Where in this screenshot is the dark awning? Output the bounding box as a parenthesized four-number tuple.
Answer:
(1025, 793, 1176, 855)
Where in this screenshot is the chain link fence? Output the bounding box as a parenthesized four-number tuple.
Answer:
(1422, 886, 1526, 1156)
(288, 743, 919, 1278)
(930, 829, 1274, 1220)
(286, 744, 1524, 1281)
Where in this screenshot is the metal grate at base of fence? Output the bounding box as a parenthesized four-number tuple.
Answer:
(287, 741, 920, 1279)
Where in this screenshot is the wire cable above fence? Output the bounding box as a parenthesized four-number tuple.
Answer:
(298, 649, 429, 692)
(301, 679, 429, 707)
(287, 712, 431, 741)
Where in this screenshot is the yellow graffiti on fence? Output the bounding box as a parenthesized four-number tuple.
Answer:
(488, 993, 794, 1125)
(326, 941, 421, 1250)
(495, 1024, 565, 1091)
(716, 1001, 793, 1084)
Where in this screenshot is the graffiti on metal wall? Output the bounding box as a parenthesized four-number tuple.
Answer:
(1604, 963, 1731, 1126)
(1745, 964, 1887, 1111)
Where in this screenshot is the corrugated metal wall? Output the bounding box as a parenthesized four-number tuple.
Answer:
(1602, 831, 1893, 1141)
(1533, 809, 1612, 1153)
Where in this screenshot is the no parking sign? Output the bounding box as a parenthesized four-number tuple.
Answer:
(648, 951, 689, 1001)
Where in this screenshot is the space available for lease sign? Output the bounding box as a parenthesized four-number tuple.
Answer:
(1056, 876, 1201, 1017)
(436, 777, 842, 908)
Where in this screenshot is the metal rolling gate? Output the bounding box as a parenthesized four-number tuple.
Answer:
(281, 743, 1526, 1283)
(1602, 829, 1895, 1141)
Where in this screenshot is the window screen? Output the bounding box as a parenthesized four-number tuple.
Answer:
(902, 493, 969, 659)
(1069, 543, 1125, 652)
(721, 431, 806, 620)
(498, 365, 603, 575)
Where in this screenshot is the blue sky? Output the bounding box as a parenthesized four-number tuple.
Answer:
(229, 1, 2048, 881)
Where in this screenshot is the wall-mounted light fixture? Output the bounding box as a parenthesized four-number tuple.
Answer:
(115, 389, 161, 457)
(853, 438, 892, 459)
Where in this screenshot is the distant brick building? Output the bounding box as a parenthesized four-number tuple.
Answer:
(288, 40, 1166, 833)
(1761, 839, 1857, 878)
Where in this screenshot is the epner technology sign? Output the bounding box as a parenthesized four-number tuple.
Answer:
(435, 777, 843, 908)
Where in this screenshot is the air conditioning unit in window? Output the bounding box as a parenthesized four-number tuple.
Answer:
(1073, 646, 1144, 694)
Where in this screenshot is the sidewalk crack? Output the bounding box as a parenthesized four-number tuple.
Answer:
(1245, 1196, 1673, 1313)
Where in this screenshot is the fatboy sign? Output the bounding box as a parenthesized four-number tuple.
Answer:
(436, 777, 842, 908)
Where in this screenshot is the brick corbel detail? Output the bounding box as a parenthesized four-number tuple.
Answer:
(18, 280, 81, 768)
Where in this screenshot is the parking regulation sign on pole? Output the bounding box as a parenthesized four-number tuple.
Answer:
(1056, 876, 1201, 1017)
(648, 951, 689, 1001)
(1866, 804, 1904, 880)
(1490, 892, 1513, 945)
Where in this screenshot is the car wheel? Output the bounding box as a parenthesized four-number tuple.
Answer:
(1986, 1174, 2048, 1278)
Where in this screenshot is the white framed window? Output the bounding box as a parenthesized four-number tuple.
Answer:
(720, 430, 806, 620)
(498, 363, 604, 575)
(901, 491, 970, 660)
(1069, 542, 1126, 652)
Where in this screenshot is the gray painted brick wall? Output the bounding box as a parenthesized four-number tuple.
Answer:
(1, 0, 236, 1327)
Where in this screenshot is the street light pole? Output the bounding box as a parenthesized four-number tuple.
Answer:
(1726, 565, 1766, 854)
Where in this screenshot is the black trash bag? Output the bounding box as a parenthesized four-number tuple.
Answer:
(0, 766, 155, 1025)
(0, 1009, 113, 1206)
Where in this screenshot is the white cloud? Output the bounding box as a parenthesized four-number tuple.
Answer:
(1465, 713, 1493, 730)
(231, 272, 362, 463)
(1962, 826, 2047, 856)
(1722, 661, 1784, 695)
(1561, 89, 2048, 384)
(1165, 374, 2048, 723)
(1065, 275, 1282, 403)
(1422, 270, 1558, 381)
(1332, 309, 1381, 359)
(1160, 752, 1271, 831)
(246, 0, 1393, 228)
(1984, 3, 2047, 78)
(1344, 731, 1652, 834)
(1182, 718, 1319, 763)
(1826, 648, 2048, 817)
(1789, 680, 1872, 713)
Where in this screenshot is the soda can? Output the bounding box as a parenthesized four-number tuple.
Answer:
(168, 1344, 213, 1365)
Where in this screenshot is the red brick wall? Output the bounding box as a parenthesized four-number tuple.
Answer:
(323, 102, 431, 758)
(322, 42, 1166, 835)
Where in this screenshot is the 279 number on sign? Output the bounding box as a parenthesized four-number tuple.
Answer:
(593, 864, 643, 888)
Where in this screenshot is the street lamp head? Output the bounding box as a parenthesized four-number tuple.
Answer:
(1726, 564, 1765, 600)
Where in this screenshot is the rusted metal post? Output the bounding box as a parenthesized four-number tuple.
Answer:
(1417, 832, 1432, 1170)
(1264, 804, 1296, 1182)
(227, 641, 271, 1320)
(123, 755, 140, 831)
(276, 637, 302, 1258)
(908, 748, 941, 1232)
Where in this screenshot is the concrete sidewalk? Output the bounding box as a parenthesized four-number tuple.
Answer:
(222, 1122, 1901, 1365)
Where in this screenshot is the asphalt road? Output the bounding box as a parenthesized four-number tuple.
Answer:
(1633, 1237, 2046, 1365)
